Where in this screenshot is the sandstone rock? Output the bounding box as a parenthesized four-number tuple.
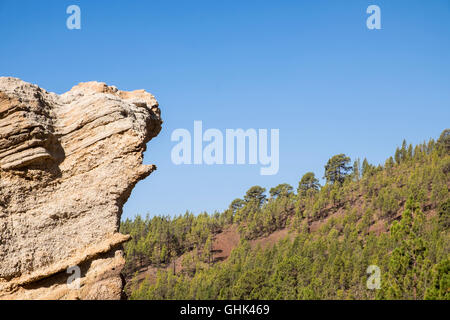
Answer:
(0, 77, 162, 299)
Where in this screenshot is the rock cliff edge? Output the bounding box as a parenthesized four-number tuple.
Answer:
(0, 77, 162, 299)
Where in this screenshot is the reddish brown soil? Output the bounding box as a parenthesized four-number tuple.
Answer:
(368, 220, 386, 235)
(250, 228, 292, 249)
(310, 209, 346, 232)
(212, 225, 240, 262)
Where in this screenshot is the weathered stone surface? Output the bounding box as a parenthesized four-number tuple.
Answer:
(0, 77, 162, 299)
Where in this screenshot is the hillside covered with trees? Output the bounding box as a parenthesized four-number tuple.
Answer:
(120, 130, 450, 300)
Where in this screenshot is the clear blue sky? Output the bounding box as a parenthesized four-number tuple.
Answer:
(1, 0, 449, 220)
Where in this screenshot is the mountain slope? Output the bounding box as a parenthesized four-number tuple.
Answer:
(121, 130, 450, 300)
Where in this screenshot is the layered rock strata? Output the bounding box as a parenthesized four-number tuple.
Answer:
(0, 77, 162, 299)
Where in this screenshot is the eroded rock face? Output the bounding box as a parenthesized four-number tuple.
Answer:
(0, 77, 162, 299)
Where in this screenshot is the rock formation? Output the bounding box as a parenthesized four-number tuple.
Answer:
(0, 77, 162, 299)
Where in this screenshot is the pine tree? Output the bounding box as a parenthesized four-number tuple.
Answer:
(425, 258, 450, 300)
(385, 198, 428, 299)
(297, 172, 320, 196)
(324, 154, 352, 184)
(269, 183, 293, 198)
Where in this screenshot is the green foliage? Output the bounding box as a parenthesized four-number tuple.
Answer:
(120, 212, 223, 274)
(438, 198, 450, 230)
(297, 172, 320, 196)
(230, 198, 245, 211)
(425, 258, 450, 300)
(324, 154, 352, 184)
(270, 183, 294, 199)
(437, 129, 450, 155)
(133, 209, 447, 300)
(244, 186, 267, 207)
(381, 199, 429, 299)
(124, 130, 450, 300)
